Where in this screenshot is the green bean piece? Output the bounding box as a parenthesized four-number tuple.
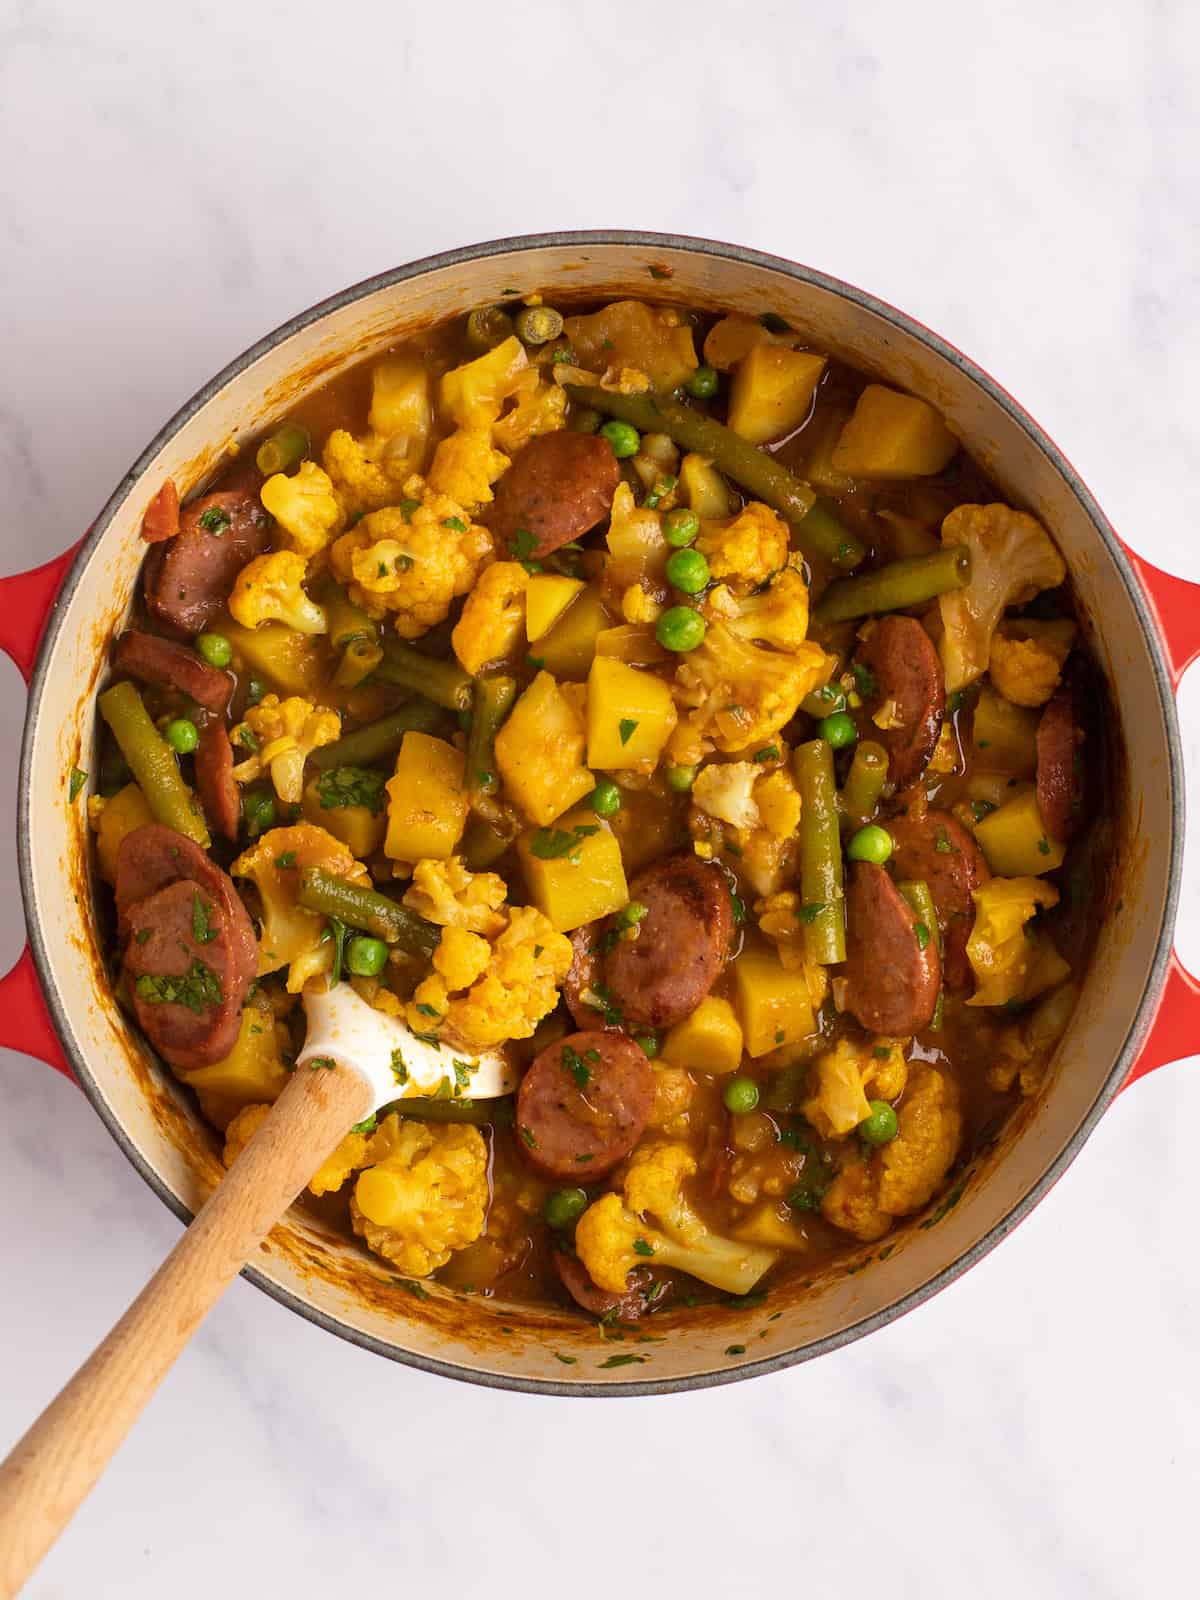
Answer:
(372, 640, 474, 712)
(897, 878, 944, 1029)
(841, 739, 889, 825)
(460, 814, 516, 871)
(332, 639, 384, 689)
(98, 681, 210, 847)
(793, 739, 846, 965)
(514, 305, 564, 346)
(317, 581, 379, 651)
(467, 675, 517, 803)
(310, 700, 443, 770)
(465, 306, 516, 353)
(564, 385, 865, 569)
(255, 422, 310, 477)
(298, 868, 439, 956)
(381, 1096, 510, 1126)
(813, 546, 971, 625)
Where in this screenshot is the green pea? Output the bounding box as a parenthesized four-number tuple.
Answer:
(568, 405, 602, 435)
(859, 1100, 899, 1146)
(246, 677, 266, 706)
(589, 779, 622, 817)
(723, 1076, 760, 1115)
(846, 824, 894, 865)
(634, 1032, 660, 1058)
(599, 419, 640, 459)
(665, 548, 711, 595)
(685, 364, 719, 400)
(346, 936, 389, 977)
(243, 790, 276, 838)
(663, 507, 700, 547)
(196, 632, 233, 669)
(164, 717, 198, 755)
(514, 305, 564, 346)
(656, 606, 706, 653)
(818, 710, 857, 750)
(666, 762, 697, 792)
(616, 900, 649, 931)
(543, 1187, 589, 1229)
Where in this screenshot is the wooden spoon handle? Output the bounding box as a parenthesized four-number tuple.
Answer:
(0, 1062, 373, 1597)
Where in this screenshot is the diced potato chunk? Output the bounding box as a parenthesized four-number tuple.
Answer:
(732, 936, 817, 1057)
(678, 453, 736, 519)
(494, 671, 595, 825)
(733, 1201, 808, 1250)
(535, 585, 610, 680)
(526, 574, 584, 643)
(564, 301, 698, 392)
(220, 616, 330, 696)
(831, 385, 958, 480)
(661, 996, 744, 1075)
(801, 405, 856, 496)
(595, 625, 670, 667)
(586, 656, 678, 770)
(384, 732, 468, 862)
(973, 787, 1065, 876)
(368, 357, 432, 449)
(302, 776, 386, 859)
(94, 782, 154, 884)
(972, 684, 1039, 776)
(727, 345, 827, 445)
(178, 995, 290, 1131)
(518, 808, 629, 931)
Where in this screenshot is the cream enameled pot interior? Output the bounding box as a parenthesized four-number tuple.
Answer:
(21, 235, 1179, 1394)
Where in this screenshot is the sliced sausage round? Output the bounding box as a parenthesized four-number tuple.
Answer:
(115, 823, 257, 985)
(141, 480, 180, 544)
(842, 862, 941, 1035)
(123, 879, 249, 1069)
(854, 616, 945, 788)
(112, 630, 233, 714)
(488, 431, 620, 559)
(604, 853, 734, 1030)
(516, 1030, 654, 1183)
(195, 721, 241, 843)
(887, 808, 990, 991)
(553, 1249, 657, 1322)
(143, 490, 272, 637)
(1037, 671, 1085, 842)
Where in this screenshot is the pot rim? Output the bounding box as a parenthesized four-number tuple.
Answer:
(20, 229, 1184, 1397)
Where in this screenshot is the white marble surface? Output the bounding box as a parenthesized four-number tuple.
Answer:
(2, 1, 1199, 1594)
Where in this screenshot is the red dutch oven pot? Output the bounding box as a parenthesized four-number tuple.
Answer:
(2, 233, 1196, 1395)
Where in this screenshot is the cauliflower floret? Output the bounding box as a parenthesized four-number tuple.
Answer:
(692, 760, 762, 830)
(821, 1065, 963, 1241)
(231, 693, 341, 804)
(754, 768, 801, 838)
(988, 981, 1079, 1094)
(329, 480, 493, 640)
(323, 431, 403, 517)
(432, 925, 492, 990)
(401, 856, 508, 936)
(674, 622, 832, 755)
(712, 566, 811, 652)
(988, 619, 1077, 708)
(802, 1037, 910, 1139)
(696, 501, 790, 592)
(575, 1141, 779, 1297)
(350, 1115, 489, 1276)
(232, 823, 370, 992)
(427, 426, 511, 510)
(223, 1103, 370, 1196)
(938, 504, 1066, 692)
(621, 582, 663, 625)
(450, 561, 528, 674)
(440, 336, 529, 429)
(966, 877, 1068, 1008)
(647, 1063, 694, 1135)
(260, 461, 344, 558)
(322, 359, 434, 516)
(229, 550, 328, 635)
(492, 367, 567, 453)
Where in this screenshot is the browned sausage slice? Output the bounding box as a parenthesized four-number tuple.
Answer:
(842, 862, 941, 1034)
(123, 879, 249, 1069)
(113, 630, 233, 714)
(554, 1249, 658, 1322)
(516, 1030, 654, 1182)
(115, 823, 258, 986)
(604, 853, 734, 1030)
(141, 480, 180, 544)
(143, 490, 271, 637)
(195, 722, 241, 842)
(1037, 671, 1085, 842)
(855, 616, 945, 788)
(887, 808, 989, 991)
(488, 431, 620, 559)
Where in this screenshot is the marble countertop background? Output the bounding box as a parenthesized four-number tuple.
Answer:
(2, 1, 1198, 1594)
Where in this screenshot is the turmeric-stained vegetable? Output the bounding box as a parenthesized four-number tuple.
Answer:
(311, 699, 443, 769)
(732, 936, 818, 1057)
(534, 583, 610, 680)
(517, 808, 628, 931)
(98, 681, 209, 846)
(813, 546, 970, 626)
(384, 732, 469, 862)
(661, 996, 743, 1075)
(831, 385, 958, 479)
(92, 782, 154, 883)
(297, 867, 439, 955)
(973, 787, 1065, 877)
(493, 671, 594, 825)
(525, 574, 584, 643)
(585, 656, 677, 770)
(677, 453, 736, 519)
(971, 684, 1039, 777)
(726, 345, 826, 445)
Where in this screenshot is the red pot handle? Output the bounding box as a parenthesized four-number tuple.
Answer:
(0, 543, 83, 1081)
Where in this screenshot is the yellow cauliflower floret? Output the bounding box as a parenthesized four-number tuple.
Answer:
(755, 768, 801, 838)
(802, 1037, 910, 1139)
(713, 566, 811, 653)
(231, 693, 341, 804)
(988, 620, 1076, 709)
(821, 1066, 962, 1241)
(421, 906, 573, 1052)
(674, 621, 832, 755)
(322, 360, 433, 517)
(966, 877, 1066, 1008)
(492, 367, 567, 452)
(232, 823, 370, 992)
(647, 1063, 694, 1135)
(427, 426, 511, 509)
(692, 761, 762, 830)
(229, 550, 328, 635)
(433, 925, 492, 990)
(440, 336, 529, 428)
(260, 461, 344, 557)
(323, 430, 402, 516)
(401, 857, 508, 936)
(351, 1115, 489, 1276)
(451, 561, 528, 674)
(223, 1103, 370, 1197)
(328, 480, 492, 640)
(621, 582, 663, 625)
(696, 501, 790, 592)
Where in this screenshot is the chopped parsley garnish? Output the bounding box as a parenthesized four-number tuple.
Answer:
(415, 1002, 441, 1019)
(618, 717, 638, 745)
(351, 1115, 377, 1134)
(632, 1237, 654, 1257)
(599, 1353, 647, 1369)
(758, 312, 792, 333)
(774, 1028, 785, 1044)
(752, 745, 779, 763)
(913, 921, 931, 951)
(724, 1343, 747, 1356)
(308, 1056, 336, 1071)
(934, 827, 954, 854)
(395, 1278, 431, 1299)
(317, 765, 387, 816)
(526, 655, 545, 671)
(391, 1049, 409, 1086)
(562, 1044, 592, 1089)
(970, 799, 997, 822)
(554, 1352, 578, 1365)
(453, 1059, 472, 1093)
(377, 561, 388, 578)
(797, 901, 827, 924)
(273, 851, 296, 870)
(441, 516, 467, 532)
(731, 894, 747, 925)
(551, 347, 577, 365)
(920, 1180, 966, 1228)
(398, 497, 421, 520)
(134, 961, 222, 1014)
(529, 823, 600, 861)
(520, 1125, 537, 1149)
(873, 1045, 891, 1059)
(134, 927, 152, 945)
(512, 528, 539, 562)
(68, 766, 87, 801)
(583, 982, 623, 1027)
(234, 725, 260, 753)
(198, 506, 231, 535)
(191, 892, 215, 944)
(1037, 836, 1052, 855)
(575, 1153, 594, 1164)
(850, 661, 878, 699)
(647, 264, 673, 280)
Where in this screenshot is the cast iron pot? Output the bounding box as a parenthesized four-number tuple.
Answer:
(4, 232, 1197, 1395)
